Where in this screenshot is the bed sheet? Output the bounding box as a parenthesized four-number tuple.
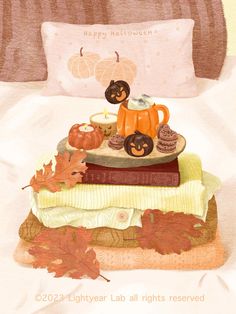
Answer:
(0, 56, 235, 314)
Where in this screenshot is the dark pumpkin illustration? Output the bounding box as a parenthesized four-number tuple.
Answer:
(105, 80, 130, 104)
(124, 131, 154, 157)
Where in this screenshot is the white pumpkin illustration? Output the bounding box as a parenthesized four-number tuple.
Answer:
(68, 47, 101, 79)
(95, 51, 137, 87)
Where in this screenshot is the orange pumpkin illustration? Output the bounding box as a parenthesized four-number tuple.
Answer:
(117, 100, 170, 139)
(95, 51, 137, 87)
(68, 47, 100, 79)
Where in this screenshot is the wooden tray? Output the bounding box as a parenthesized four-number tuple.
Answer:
(57, 135, 186, 168)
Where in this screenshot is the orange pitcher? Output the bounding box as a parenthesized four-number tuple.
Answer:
(117, 100, 170, 138)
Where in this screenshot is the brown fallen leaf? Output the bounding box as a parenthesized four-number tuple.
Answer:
(136, 209, 204, 255)
(29, 227, 110, 282)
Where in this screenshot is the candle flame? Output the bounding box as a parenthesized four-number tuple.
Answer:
(103, 107, 109, 119)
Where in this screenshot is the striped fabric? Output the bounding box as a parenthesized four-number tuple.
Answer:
(0, 0, 226, 81)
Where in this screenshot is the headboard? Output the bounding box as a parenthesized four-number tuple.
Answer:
(0, 0, 227, 81)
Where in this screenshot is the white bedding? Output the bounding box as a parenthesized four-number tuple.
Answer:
(0, 56, 236, 314)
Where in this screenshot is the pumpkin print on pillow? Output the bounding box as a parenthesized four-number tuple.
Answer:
(95, 51, 137, 87)
(68, 47, 100, 78)
(42, 20, 197, 98)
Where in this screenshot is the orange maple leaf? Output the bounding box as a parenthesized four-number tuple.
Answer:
(29, 161, 60, 193)
(29, 227, 110, 281)
(54, 150, 87, 188)
(136, 209, 204, 255)
(22, 150, 87, 193)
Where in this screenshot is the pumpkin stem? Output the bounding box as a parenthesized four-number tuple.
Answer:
(134, 130, 142, 135)
(80, 47, 83, 57)
(115, 51, 119, 62)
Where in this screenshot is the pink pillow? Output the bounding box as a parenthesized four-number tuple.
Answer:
(42, 20, 197, 98)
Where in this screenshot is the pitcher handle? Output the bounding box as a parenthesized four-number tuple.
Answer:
(154, 104, 170, 124)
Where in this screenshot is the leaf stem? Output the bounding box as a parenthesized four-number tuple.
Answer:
(80, 259, 110, 282)
(99, 273, 110, 282)
(22, 185, 30, 190)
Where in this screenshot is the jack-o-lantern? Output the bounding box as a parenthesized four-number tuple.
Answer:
(105, 80, 130, 104)
(124, 131, 154, 157)
(68, 123, 104, 150)
(95, 51, 137, 87)
(68, 47, 100, 79)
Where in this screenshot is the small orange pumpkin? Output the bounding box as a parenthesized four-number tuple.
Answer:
(68, 47, 100, 79)
(68, 123, 104, 150)
(95, 51, 137, 87)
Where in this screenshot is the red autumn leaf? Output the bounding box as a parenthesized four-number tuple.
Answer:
(22, 150, 87, 193)
(28, 227, 110, 281)
(136, 209, 204, 255)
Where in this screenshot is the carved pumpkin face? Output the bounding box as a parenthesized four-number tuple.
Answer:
(124, 131, 154, 157)
(105, 80, 130, 104)
(98, 125, 114, 138)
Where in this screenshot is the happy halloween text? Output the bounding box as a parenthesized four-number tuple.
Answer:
(83, 29, 158, 40)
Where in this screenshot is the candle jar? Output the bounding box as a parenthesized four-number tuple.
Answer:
(90, 112, 117, 138)
(68, 123, 104, 150)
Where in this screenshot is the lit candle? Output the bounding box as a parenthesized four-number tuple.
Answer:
(90, 110, 117, 138)
(104, 107, 109, 119)
(78, 123, 94, 132)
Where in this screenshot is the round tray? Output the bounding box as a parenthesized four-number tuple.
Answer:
(57, 135, 186, 168)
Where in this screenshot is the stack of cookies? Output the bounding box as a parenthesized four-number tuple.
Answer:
(156, 124, 178, 153)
